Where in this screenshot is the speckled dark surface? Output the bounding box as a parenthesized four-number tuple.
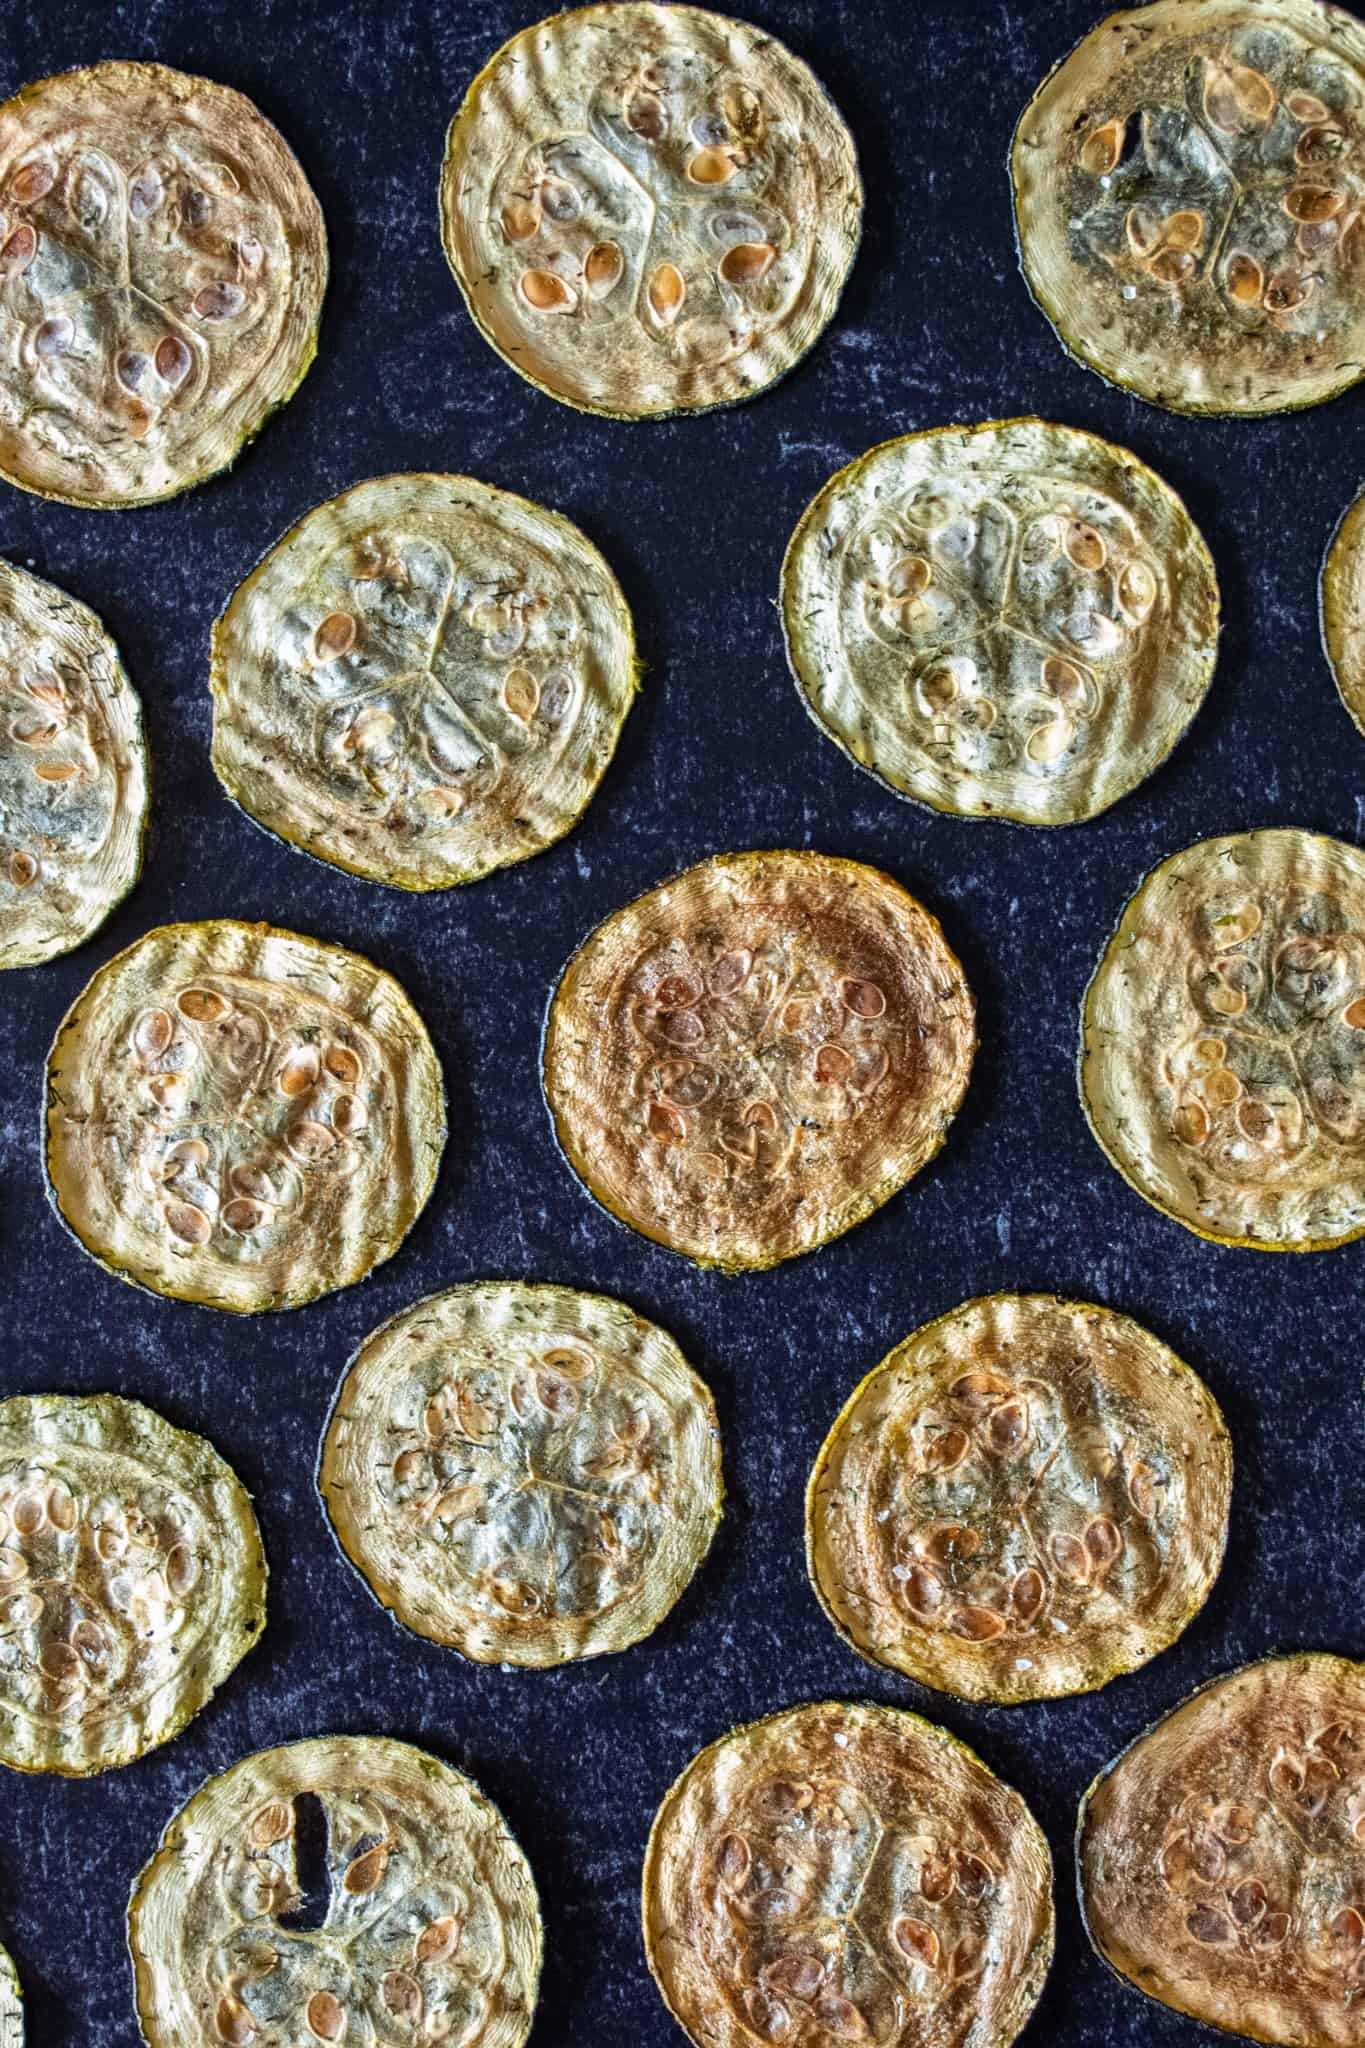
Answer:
(3, 0, 1365, 2042)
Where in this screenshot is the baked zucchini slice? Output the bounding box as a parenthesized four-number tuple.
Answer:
(1012, 1, 1365, 416)
(44, 919, 445, 1311)
(128, 1735, 541, 2048)
(542, 849, 975, 1271)
(318, 1280, 722, 1666)
(0, 1941, 20, 2047)
(643, 1699, 1054, 2048)
(1321, 484, 1365, 742)
(0, 557, 148, 968)
(1080, 828, 1365, 1250)
(0, 1393, 264, 1777)
(781, 418, 1219, 825)
(440, 4, 862, 419)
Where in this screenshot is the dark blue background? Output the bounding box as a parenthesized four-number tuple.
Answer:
(2, 1, 1364, 2041)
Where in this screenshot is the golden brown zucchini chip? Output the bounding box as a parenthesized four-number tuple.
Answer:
(1081, 828, 1365, 1250)
(807, 1293, 1231, 1705)
(782, 419, 1219, 826)
(542, 849, 975, 1271)
(0, 1942, 20, 2047)
(210, 474, 637, 890)
(45, 919, 445, 1312)
(1321, 485, 1365, 741)
(643, 1699, 1054, 2048)
(318, 1280, 722, 1666)
(439, 4, 862, 419)
(0, 558, 148, 968)
(1080, 1654, 1365, 2045)
(129, 1735, 542, 2048)
(0, 1393, 265, 1777)
(1012, 1, 1365, 416)
(0, 62, 326, 507)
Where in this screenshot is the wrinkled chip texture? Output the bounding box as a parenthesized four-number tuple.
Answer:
(0, 61, 326, 506)
(211, 475, 637, 890)
(807, 1294, 1231, 1704)
(0, 558, 147, 968)
(543, 850, 975, 1270)
(129, 1735, 541, 2048)
(1081, 829, 1365, 1250)
(1321, 485, 1365, 742)
(0, 1394, 264, 1776)
(1012, 0, 1365, 415)
(643, 1700, 1054, 2048)
(1081, 1655, 1365, 2046)
(45, 920, 445, 1311)
(440, 3, 862, 418)
(0, 1942, 20, 2047)
(782, 420, 1219, 826)
(319, 1282, 722, 1665)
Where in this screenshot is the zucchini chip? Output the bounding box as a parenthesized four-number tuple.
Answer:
(1012, 1, 1365, 415)
(1080, 1654, 1365, 2045)
(1081, 829, 1365, 1250)
(807, 1293, 1231, 1705)
(643, 1700, 1054, 2048)
(0, 1942, 20, 2047)
(0, 1393, 264, 1777)
(440, 4, 862, 419)
(45, 919, 445, 1311)
(129, 1735, 542, 2048)
(318, 1281, 722, 1666)
(1321, 484, 1365, 742)
(0, 557, 148, 969)
(782, 419, 1219, 826)
(542, 849, 975, 1271)
(211, 474, 637, 890)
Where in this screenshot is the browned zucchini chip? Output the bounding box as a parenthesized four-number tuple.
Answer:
(0, 1393, 265, 1777)
(0, 557, 148, 968)
(1321, 484, 1365, 741)
(643, 1699, 1054, 2048)
(439, 4, 862, 419)
(542, 849, 975, 1271)
(318, 1281, 722, 1666)
(782, 419, 1219, 826)
(807, 1293, 1231, 1705)
(1080, 1654, 1365, 2045)
(45, 919, 445, 1312)
(0, 1943, 20, 2048)
(1012, 1, 1365, 416)
(1081, 828, 1365, 1250)
(128, 1734, 542, 2048)
(0, 61, 326, 508)
(210, 474, 638, 890)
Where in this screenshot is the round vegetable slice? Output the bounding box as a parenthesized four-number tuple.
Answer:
(0, 1942, 20, 2047)
(643, 1699, 1054, 2048)
(44, 919, 445, 1312)
(439, 3, 862, 419)
(807, 1293, 1231, 1705)
(1080, 828, 1365, 1250)
(0, 1393, 264, 1777)
(318, 1280, 722, 1666)
(1321, 485, 1365, 741)
(542, 849, 975, 1271)
(1012, 0, 1365, 416)
(210, 474, 638, 890)
(129, 1734, 542, 2048)
(1079, 1654, 1365, 2045)
(0, 61, 326, 507)
(0, 557, 148, 969)
(781, 419, 1219, 826)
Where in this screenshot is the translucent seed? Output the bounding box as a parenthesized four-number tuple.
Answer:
(222, 1198, 266, 1235)
(0, 1548, 26, 1585)
(164, 1201, 211, 1246)
(155, 334, 191, 386)
(687, 146, 736, 184)
(177, 987, 228, 1023)
(0, 224, 36, 275)
(949, 1369, 1012, 1409)
(1125, 205, 1161, 257)
(1065, 521, 1106, 572)
(40, 1640, 81, 1683)
(723, 82, 765, 141)
(192, 280, 247, 320)
(502, 668, 539, 722)
(128, 166, 164, 218)
(520, 268, 576, 312)
(1118, 561, 1157, 620)
(1284, 184, 1344, 224)
(343, 1845, 388, 1894)
(1173, 1100, 1211, 1146)
(1163, 210, 1204, 253)
(719, 240, 776, 284)
(501, 197, 540, 241)
(46, 1481, 75, 1531)
(1257, 1911, 1291, 1949)
(32, 760, 79, 782)
(12, 1492, 45, 1537)
(325, 1044, 362, 1084)
(814, 1044, 852, 1084)
(886, 555, 932, 601)
(1298, 125, 1346, 166)
(648, 262, 686, 322)
(313, 611, 357, 664)
(919, 1851, 956, 1904)
(922, 1425, 969, 1472)
(716, 1833, 751, 1886)
(624, 88, 667, 141)
(1085, 1515, 1122, 1568)
(1042, 655, 1087, 707)
(1287, 92, 1331, 123)
(839, 977, 886, 1018)
(1203, 60, 1276, 133)
(381, 1973, 422, 2018)
(8, 850, 37, 886)
(648, 1100, 686, 1143)
(988, 1398, 1029, 1455)
(709, 947, 752, 994)
(305, 1993, 345, 2042)
(540, 177, 580, 223)
(1011, 1567, 1045, 1623)
(584, 240, 623, 297)
(893, 1917, 941, 1970)
(1128, 1459, 1159, 1517)
(35, 316, 73, 358)
(950, 1605, 1006, 1641)
(277, 1046, 321, 1097)
(1050, 1531, 1090, 1583)
(1204, 1065, 1241, 1107)
(1187, 1905, 1233, 1945)
(415, 1914, 462, 1963)
(331, 1094, 367, 1136)
(10, 159, 55, 205)
(763, 1953, 825, 1999)
(116, 350, 150, 393)
(1149, 247, 1195, 286)
(1080, 116, 1126, 175)
(1026, 718, 1072, 765)
(216, 1995, 259, 2044)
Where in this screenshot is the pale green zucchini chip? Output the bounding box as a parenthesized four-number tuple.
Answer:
(0, 1941, 19, 2047)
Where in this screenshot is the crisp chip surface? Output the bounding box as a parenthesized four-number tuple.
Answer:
(0, 557, 147, 968)
(44, 919, 445, 1311)
(129, 1734, 542, 2048)
(1012, 0, 1365, 415)
(1321, 485, 1365, 741)
(781, 419, 1219, 826)
(806, 1293, 1231, 1704)
(0, 61, 326, 507)
(210, 474, 637, 890)
(440, 3, 862, 418)
(1081, 829, 1365, 1250)
(0, 1394, 264, 1777)
(0, 1941, 20, 2047)
(318, 1281, 722, 1665)
(642, 1699, 1054, 2048)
